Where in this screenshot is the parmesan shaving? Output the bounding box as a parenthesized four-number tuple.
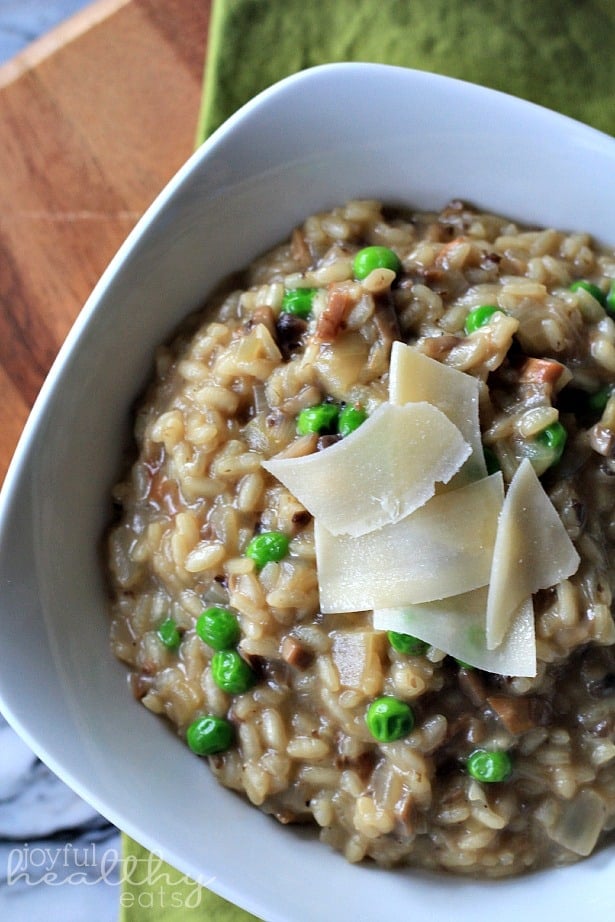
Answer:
(316, 472, 504, 613)
(260, 337, 570, 675)
(486, 458, 580, 649)
(262, 401, 470, 537)
(389, 342, 487, 485)
(374, 591, 536, 677)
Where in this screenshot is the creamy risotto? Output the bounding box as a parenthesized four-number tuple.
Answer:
(108, 200, 615, 876)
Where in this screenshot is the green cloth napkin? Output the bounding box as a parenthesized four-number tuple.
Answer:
(198, 0, 615, 141)
(121, 2, 614, 920)
(119, 835, 261, 921)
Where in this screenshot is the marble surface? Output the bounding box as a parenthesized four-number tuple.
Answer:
(0, 0, 90, 60)
(0, 3, 122, 920)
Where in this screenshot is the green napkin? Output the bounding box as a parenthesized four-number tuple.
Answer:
(198, 0, 615, 141)
(119, 835, 261, 921)
(122, 2, 614, 920)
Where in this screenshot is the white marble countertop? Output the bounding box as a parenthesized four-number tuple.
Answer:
(0, 3, 122, 920)
(0, 0, 90, 61)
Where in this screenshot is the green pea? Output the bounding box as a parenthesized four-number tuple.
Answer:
(281, 288, 318, 319)
(297, 402, 339, 435)
(606, 281, 615, 316)
(353, 246, 401, 280)
(196, 607, 240, 651)
(387, 631, 428, 656)
(464, 305, 504, 335)
(245, 531, 290, 569)
(157, 617, 181, 650)
(587, 385, 612, 416)
(570, 279, 607, 308)
(211, 650, 256, 694)
(366, 696, 414, 743)
(466, 748, 512, 783)
(535, 421, 567, 467)
(338, 404, 367, 437)
(186, 715, 234, 755)
(483, 446, 501, 475)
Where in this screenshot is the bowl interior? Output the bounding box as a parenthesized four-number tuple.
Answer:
(0, 64, 614, 921)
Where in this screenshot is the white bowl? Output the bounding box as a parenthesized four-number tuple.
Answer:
(0, 63, 614, 922)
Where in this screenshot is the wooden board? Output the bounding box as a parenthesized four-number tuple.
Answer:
(0, 0, 211, 481)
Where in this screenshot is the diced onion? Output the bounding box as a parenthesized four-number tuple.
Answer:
(546, 789, 606, 856)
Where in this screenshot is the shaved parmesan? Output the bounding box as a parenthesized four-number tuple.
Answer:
(316, 472, 504, 613)
(374, 591, 536, 677)
(389, 342, 487, 485)
(486, 458, 580, 649)
(262, 401, 470, 537)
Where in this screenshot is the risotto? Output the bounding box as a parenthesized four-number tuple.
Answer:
(108, 199, 615, 876)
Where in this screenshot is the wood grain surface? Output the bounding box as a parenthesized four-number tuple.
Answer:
(0, 0, 211, 481)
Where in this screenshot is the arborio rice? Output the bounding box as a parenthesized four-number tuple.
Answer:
(108, 200, 615, 876)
